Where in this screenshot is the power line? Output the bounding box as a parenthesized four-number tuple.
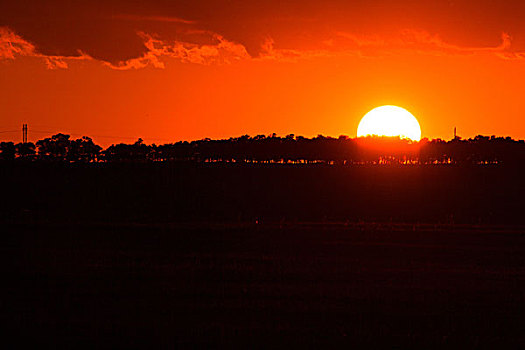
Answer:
(3, 125, 178, 144)
(31, 130, 61, 134)
(29, 130, 177, 143)
(32, 130, 151, 140)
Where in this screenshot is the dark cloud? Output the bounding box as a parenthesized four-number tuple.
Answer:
(1, 0, 524, 67)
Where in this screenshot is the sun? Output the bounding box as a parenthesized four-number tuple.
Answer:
(357, 105, 422, 141)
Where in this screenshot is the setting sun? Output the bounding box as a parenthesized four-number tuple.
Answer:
(357, 106, 422, 141)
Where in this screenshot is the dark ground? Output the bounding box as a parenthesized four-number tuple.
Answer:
(1, 162, 524, 224)
(4, 223, 525, 348)
(2, 163, 525, 347)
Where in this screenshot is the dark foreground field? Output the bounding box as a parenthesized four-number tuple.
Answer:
(1, 162, 525, 224)
(4, 222, 525, 348)
(2, 163, 525, 347)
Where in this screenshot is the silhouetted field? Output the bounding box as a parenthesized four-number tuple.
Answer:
(4, 222, 525, 347)
(1, 162, 524, 224)
(2, 163, 525, 347)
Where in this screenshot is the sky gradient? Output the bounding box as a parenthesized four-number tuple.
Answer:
(1, 0, 525, 146)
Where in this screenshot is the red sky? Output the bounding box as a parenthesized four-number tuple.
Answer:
(1, 0, 525, 146)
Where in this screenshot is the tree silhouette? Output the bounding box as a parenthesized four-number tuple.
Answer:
(3, 132, 525, 165)
(68, 137, 102, 162)
(0, 142, 16, 161)
(103, 138, 153, 162)
(15, 142, 36, 160)
(36, 133, 71, 160)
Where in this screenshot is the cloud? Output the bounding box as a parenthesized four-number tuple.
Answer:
(499, 51, 525, 60)
(2, 23, 525, 71)
(0, 25, 249, 70)
(110, 14, 196, 25)
(0, 26, 36, 59)
(0, 26, 91, 68)
(2, 0, 525, 70)
(256, 29, 524, 62)
(108, 31, 250, 69)
(335, 30, 524, 59)
(257, 37, 332, 62)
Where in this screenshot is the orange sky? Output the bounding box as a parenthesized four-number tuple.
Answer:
(1, 1, 525, 146)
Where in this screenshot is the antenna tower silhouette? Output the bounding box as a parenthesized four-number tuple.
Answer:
(22, 124, 27, 143)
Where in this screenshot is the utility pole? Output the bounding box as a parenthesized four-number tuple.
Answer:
(22, 123, 27, 143)
(454, 127, 456, 140)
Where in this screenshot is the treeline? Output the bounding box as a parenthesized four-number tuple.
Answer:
(1, 133, 524, 165)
